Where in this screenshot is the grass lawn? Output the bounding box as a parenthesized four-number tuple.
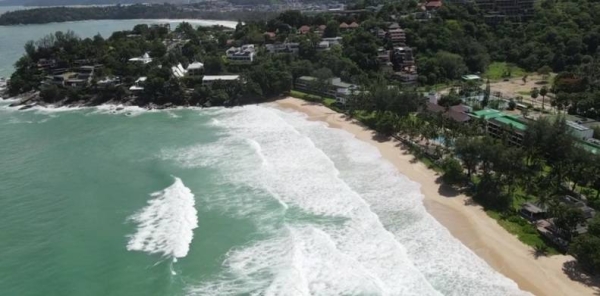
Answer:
(485, 62, 527, 81)
(487, 210, 560, 255)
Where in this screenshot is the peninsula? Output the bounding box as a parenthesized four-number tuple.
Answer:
(5, 2, 600, 293)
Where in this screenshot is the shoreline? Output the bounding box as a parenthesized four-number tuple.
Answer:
(274, 97, 598, 296)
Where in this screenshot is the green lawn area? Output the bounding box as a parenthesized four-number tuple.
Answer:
(487, 210, 559, 255)
(485, 62, 527, 81)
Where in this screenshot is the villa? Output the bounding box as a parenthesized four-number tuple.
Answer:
(129, 77, 146, 92)
(202, 75, 241, 86)
(295, 76, 359, 104)
(226, 44, 255, 64)
(128, 53, 152, 64)
(265, 42, 300, 54)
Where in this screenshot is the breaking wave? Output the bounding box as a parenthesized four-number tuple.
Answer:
(159, 106, 530, 296)
(126, 177, 198, 259)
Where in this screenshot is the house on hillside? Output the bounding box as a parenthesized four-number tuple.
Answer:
(265, 42, 300, 54)
(295, 76, 359, 104)
(298, 25, 311, 34)
(202, 75, 240, 86)
(129, 77, 146, 92)
(128, 52, 152, 64)
(226, 44, 255, 64)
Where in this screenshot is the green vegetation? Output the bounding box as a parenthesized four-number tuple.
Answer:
(487, 210, 559, 255)
(484, 62, 527, 81)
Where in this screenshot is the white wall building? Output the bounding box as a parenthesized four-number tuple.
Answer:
(226, 44, 255, 64)
(202, 75, 240, 86)
(128, 53, 152, 64)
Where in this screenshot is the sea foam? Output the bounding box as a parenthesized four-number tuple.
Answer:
(126, 177, 198, 259)
(164, 106, 530, 296)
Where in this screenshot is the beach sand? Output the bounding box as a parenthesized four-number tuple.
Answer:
(275, 97, 599, 296)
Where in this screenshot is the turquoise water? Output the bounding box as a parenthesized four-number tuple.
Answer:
(0, 101, 531, 295)
(0, 17, 236, 77)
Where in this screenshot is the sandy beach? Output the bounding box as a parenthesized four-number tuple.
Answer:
(275, 97, 599, 296)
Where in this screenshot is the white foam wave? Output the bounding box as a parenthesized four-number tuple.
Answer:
(163, 105, 529, 295)
(126, 177, 198, 259)
(169, 107, 440, 295)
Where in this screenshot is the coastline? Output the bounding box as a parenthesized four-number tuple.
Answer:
(274, 97, 598, 296)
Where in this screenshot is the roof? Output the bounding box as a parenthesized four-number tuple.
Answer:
(388, 23, 400, 29)
(462, 74, 482, 81)
(580, 141, 600, 155)
(339, 22, 349, 28)
(348, 22, 359, 28)
(566, 120, 591, 131)
(299, 25, 310, 32)
(187, 62, 204, 70)
(491, 115, 528, 131)
(298, 76, 318, 81)
(521, 202, 546, 214)
(426, 102, 471, 122)
(472, 109, 502, 119)
(136, 77, 147, 83)
(425, 0, 442, 8)
(202, 75, 240, 81)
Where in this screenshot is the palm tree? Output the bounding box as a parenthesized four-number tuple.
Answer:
(530, 87, 539, 107)
(539, 86, 548, 109)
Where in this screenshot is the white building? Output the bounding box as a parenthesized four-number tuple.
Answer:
(226, 44, 255, 64)
(265, 42, 300, 54)
(202, 75, 240, 86)
(567, 120, 594, 140)
(129, 77, 147, 91)
(128, 52, 152, 64)
(186, 62, 204, 76)
(171, 62, 204, 78)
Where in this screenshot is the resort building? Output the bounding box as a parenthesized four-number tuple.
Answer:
(425, 102, 471, 123)
(471, 109, 528, 146)
(392, 47, 414, 70)
(202, 75, 241, 86)
(226, 44, 255, 64)
(128, 52, 153, 64)
(295, 76, 359, 104)
(186, 62, 204, 76)
(265, 42, 300, 54)
(473, 0, 535, 23)
(387, 24, 406, 46)
(97, 76, 121, 88)
(298, 25, 311, 34)
(566, 120, 594, 140)
(425, 0, 443, 10)
(317, 37, 343, 51)
(129, 77, 146, 92)
(520, 202, 547, 221)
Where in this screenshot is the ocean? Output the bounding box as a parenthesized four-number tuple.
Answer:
(0, 17, 528, 296)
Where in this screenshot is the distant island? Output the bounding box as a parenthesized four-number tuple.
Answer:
(0, 4, 278, 25)
(0, 0, 178, 5)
